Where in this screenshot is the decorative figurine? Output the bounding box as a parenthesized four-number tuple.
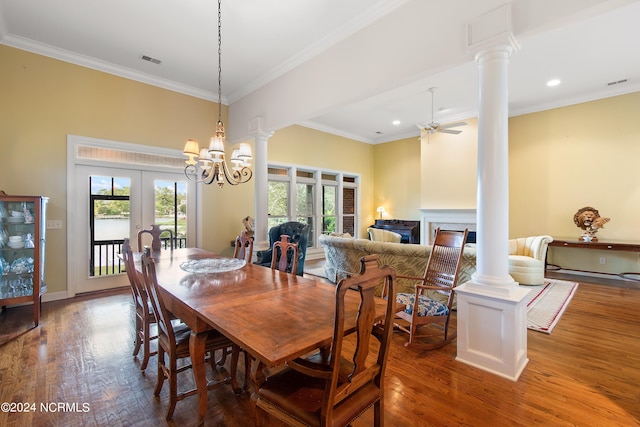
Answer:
(573, 206, 610, 241)
(242, 215, 255, 239)
(23, 208, 34, 223)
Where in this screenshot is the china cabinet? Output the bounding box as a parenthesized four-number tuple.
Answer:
(0, 191, 48, 326)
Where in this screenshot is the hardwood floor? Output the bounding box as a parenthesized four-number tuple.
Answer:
(1, 275, 639, 426)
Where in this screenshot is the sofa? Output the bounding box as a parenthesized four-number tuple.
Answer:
(319, 234, 553, 300)
(318, 234, 477, 306)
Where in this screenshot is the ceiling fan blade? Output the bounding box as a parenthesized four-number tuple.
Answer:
(439, 129, 463, 135)
(440, 121, 468, 129)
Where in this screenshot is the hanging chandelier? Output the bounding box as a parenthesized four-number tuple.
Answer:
(182, 0, 252, 187)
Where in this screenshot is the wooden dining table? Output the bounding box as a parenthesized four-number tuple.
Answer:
(131, 247, 388, 426)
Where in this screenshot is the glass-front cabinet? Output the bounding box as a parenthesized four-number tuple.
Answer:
(0, 191, 48, 326)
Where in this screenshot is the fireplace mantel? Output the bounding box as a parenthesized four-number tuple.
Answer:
(420, 209, 477, 245)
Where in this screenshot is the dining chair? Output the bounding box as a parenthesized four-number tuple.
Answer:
(255, 255, 397, 427)
(391, 227, 468, 349)
(233, 230, 254, 262)
(140, 250, 241, 420)
(122, 238, 157, 371)
(137, 224, 174, 252)
(270, 234, 299, 274)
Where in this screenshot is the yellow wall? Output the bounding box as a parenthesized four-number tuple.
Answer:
(371, 136, 421, 220)
(266, 125, 375, 237)
(3, 44, 639, 293)
(0, 46, 376, 295)
(510, 92, 640, 274)
(420, 118, 479, 209)
(377, 94, 640, 276)
(0, 45, 253, 294)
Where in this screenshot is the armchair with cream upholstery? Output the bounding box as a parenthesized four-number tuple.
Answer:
(508, 235, 553, 285)
(367, 227, 402, 243)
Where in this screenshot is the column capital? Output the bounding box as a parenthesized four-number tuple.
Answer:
(247, 116, 274, 142)
(466, 4, 520, 60)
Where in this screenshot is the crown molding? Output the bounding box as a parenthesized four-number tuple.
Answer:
(0, 34, 229, 104)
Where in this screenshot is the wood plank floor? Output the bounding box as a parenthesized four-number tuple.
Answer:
(1, 275, 639, 427)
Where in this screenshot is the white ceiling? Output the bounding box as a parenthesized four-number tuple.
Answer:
(1, 0, 639, 144)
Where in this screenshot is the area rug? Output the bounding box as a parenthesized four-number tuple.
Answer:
(304, 266, 328, 278)
(523, 279, 579, 334)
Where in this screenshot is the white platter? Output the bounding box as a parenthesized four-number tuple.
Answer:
(180, 258, 246, 274)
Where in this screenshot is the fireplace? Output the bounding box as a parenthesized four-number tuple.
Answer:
(419, 209, 477, 245)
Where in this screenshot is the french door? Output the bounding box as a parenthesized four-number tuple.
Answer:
(72, 165, 195, 294)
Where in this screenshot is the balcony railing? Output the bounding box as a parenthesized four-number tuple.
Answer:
(91, 237, 187, 276)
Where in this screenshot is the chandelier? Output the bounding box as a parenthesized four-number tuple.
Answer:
(182, 0, 252, 187)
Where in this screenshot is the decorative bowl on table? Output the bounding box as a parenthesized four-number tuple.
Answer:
(180, 258, 246, 274)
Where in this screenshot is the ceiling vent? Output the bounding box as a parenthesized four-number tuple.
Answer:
(607, 79, 627, 86)
(140, 54, 162, 65)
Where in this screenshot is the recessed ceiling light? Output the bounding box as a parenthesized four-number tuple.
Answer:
(546, 79, 561, 87)
(392, 120, 401, 125)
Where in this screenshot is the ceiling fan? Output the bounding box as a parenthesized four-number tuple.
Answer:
(417, 87, 467, 140)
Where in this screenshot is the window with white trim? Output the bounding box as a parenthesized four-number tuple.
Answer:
(267, 163, 360, 248)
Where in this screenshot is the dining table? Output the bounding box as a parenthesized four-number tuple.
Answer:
(131, 247, 388, 426)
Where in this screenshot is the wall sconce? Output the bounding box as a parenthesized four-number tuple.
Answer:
(376, 206, 386, 219)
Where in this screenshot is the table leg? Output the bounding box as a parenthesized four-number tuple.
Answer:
(190, 331, 208, 426)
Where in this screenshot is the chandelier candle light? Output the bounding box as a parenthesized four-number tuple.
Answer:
(182, 0, 252, 187)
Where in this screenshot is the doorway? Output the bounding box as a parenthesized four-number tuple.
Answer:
(67, 136, 195, 295)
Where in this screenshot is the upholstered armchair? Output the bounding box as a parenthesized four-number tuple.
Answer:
(508, 235, 553, 285)
(367, 227, 402, 243)
(256, 221, 310, 275)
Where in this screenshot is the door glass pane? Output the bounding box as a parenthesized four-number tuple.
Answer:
(154, 180, 187, 248)
(90, 175, 131, 277)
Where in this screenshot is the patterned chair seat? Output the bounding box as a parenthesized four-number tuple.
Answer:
(396, 292, 449, 317)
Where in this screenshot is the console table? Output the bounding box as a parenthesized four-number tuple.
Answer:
(547, 237, 640, 281)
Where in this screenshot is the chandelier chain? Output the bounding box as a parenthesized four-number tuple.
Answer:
(217, 0, 222, 123)
(181, 0, 253, 187)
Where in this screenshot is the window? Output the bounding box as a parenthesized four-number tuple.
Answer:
(267, 163, 359, 248)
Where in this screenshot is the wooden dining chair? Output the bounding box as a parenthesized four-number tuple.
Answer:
(255, 255, 397, 427)
(137, 224, 174, 252)
(140, 251, 241, 420)
(391, 227, 468, 349)
(122, 238, 157, 371)
(233, 230, 254, 262)
(270, 234, 299, 274)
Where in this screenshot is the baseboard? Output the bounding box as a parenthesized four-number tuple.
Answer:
(42, 291, 69, 302)
(546, 269, 640, 289)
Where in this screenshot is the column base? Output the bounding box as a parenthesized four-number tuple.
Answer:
(454, 280, 529, 381)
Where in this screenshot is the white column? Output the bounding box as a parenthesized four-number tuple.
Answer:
(250, 124, 273, 251)
(471, 46, 516, 291)
(455, 4, 529, 381)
